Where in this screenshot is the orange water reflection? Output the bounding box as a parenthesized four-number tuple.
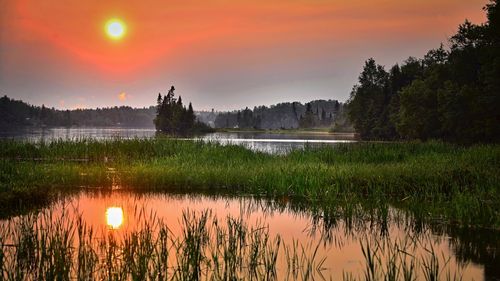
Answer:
(55, 191, 489, 280)
(4, 191, 492, 280)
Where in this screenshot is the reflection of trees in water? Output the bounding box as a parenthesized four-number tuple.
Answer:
(441, 226, 500, 281)
(255, 195, 500, 280)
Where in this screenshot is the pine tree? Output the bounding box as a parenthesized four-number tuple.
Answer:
(299, 103, 315, 128)
(187, 102, 195, 128)
(154, 85, 209, 134)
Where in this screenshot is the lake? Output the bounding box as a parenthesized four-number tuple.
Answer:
(0, 127, 356, 153)
(1, 128, 498, 280)
(1, 190, 498, 280)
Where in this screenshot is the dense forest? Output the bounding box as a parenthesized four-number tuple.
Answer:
(154, 86, 212, 134)
(347, 0, 499, 143)
(213, 100, 351, 130)
(0, 95, 156, 129)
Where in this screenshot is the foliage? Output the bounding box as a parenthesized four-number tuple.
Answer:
(299, 102, 316, 128)
(0, 95, 156, 129)
(154, 86, 212, 134)
(214, 100, 342, 129)
(347, 0, 500, 143)
(1, 139, 499, 227)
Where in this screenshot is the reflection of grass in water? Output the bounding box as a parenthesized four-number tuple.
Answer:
(0, 139, 499, 227)
(0, 208, 328, 280)
(345, 235, 466, 281)
(0, 207, 468, 281)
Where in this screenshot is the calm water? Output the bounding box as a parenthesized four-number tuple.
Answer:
(2, 191, 498, 280)
(0, 127, 356, 153)
(2, 128, 497, 280)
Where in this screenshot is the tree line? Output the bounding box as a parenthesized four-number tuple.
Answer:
(0, 95, 350, 132)
(213, 100, 345, 130)
(0, 95, 156, 129)
(347, 0, 499, 143)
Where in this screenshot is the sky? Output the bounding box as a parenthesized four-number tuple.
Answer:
(0, 0, 488, 111)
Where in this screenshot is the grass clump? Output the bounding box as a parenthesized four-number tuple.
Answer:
(0, 138, 499, 226)
(0, 208, 327, 280)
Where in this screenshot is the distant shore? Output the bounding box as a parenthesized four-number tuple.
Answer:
(214, 127, 357, 136)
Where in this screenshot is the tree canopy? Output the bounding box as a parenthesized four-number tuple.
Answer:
(154, 86, 210, 134)
(347, 0, 499, 143)
(0, 95, 156, 129)
(213, 100, 342, 130)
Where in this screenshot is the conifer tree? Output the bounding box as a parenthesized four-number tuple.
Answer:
(154, 85, 208, 134)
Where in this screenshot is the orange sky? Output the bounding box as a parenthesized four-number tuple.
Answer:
(0, 0, 488, 110)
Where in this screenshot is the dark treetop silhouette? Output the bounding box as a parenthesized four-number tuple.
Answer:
(0, 95, 156, 129)
(347, 0, 499, 143)
(154, 86, 211, 134)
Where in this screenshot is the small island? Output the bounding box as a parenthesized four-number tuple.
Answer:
(154, 86, 213, 134)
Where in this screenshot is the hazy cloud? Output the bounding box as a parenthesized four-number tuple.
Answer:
(118, 92, 127, 102)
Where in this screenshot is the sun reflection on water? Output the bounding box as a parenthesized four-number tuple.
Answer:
(106, 207, 124, 229)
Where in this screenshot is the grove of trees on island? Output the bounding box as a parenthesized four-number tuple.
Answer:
(347, 0, 499, 143)
(154, 86, 212, 134)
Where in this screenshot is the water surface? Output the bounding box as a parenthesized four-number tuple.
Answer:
(0, 127, 356, 153)
(2, 191, 498, 280)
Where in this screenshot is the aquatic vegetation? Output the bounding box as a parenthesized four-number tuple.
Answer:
(343, 235, 466, 281)
(0, 200, 479, 281)
(0, 208, 330, 281)
(0, 138, 499, 226)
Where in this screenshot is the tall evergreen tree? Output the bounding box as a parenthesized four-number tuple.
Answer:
(300, 103, 316, 128)
(154, 86, 209, 134)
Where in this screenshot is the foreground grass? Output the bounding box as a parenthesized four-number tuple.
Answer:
(1, 139, 499, 226)
(1, 207, 470, 281)
(0, 209, 326, 280)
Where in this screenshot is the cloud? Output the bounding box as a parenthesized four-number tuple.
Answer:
(118, 92, 127, 101)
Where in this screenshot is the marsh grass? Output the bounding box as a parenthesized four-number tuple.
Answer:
(0, 138, 499, 226)
(0, 208, 330, 281)
(0, 202, 474, 281)
(344, 234, 465, 281)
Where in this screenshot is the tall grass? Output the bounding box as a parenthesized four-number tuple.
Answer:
(1, 138, 499, 226)
(344, 235, 464, 281)
(0, 204, 475, 281)
(0, 208, 329, 281)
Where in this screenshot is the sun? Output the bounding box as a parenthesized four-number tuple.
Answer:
(106, 207, 124, 229)
(105, 19, 126, 40)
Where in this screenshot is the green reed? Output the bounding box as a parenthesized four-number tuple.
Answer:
(1, 138, 499, 226)
(0, 208, 328, 281)
(343, 235, 465, 281)
(0, 205, 475, 281)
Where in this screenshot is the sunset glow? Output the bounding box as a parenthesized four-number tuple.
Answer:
(0, 0, 488, 110)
